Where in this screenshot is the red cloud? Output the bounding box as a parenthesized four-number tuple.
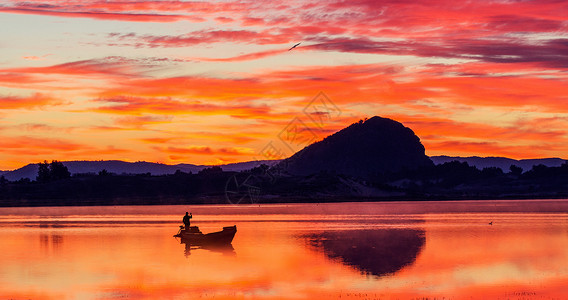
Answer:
(0, 136, 85, 155)
(0, 73, 41, 85)
(0, 58, 151, 91)
(111, 30, 294, 48)
(156, 146, 254, 156)
(86, 61, 567, 118)
(307, 37, 568, 69)
(0, 93, 63, 109)
(168, 146, 213, 155)
(114, 115, 174, 127)
(1, 58, 145, 78)
(394, 115, 566, 143)
(215, 16, 234, 24)
(384, 114, 568, 159)
(93, 96, 272, 118)
(0, 2, 184, 22)
(7, 0, 564, 71)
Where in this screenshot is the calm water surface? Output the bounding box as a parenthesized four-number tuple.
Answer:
(1, 200, 567, 299)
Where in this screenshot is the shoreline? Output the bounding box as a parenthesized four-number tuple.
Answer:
(1, 196, 567, 208)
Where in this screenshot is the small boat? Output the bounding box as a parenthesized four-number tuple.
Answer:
(174, 225, 237, 245)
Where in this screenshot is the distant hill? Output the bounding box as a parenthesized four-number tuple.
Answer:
(279, 116, 434, 178)
(0, 160, 279, 181)
(2, 164, 40, 182)
(430, 156, 567, 172)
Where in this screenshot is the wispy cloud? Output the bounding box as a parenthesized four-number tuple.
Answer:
(93, 96, 272, 118)
(0, 136, 86, 155)
(0, 57, 149, 78)
(0, 2, 185, 22)
(109, 30, 295, 48)
(0, 93, 63, 109)
(158, 145, 255, 156)
(187, 49, 288, 62)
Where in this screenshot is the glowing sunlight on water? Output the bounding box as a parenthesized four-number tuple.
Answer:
(0, 200, 567, 299)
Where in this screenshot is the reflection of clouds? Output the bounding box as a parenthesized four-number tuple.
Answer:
(1, 210, 567, 299)
(303, 229, 426, 277)
(379, 215, 568, 298)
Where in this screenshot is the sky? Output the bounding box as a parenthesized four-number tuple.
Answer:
(0, 0, 567, 170)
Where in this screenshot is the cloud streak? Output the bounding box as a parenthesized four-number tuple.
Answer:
(187, 49, 288, 62)
(0, 58, 147, 78)
(93, 96, 272, 118)
(0, 93, 63, 109)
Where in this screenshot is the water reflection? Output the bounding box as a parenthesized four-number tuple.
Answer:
(179, 239, 236, 257)
(1, 202, 566, 299)
(39, 233, 63, 255)
(304, 228, 426, 276)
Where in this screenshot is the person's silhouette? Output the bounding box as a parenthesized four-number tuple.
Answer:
(183, 212, 192, 229)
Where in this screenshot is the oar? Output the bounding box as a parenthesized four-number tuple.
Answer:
(174, 225, 184, 237)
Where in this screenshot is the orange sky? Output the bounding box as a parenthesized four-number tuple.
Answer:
(1, 0, 567, 170)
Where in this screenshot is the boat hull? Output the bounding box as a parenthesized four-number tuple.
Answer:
(174, 225, 237, 245)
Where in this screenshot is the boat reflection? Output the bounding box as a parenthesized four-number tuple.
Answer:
(173, 225, 237, 257)
(180, 240, 236, 257)
(303, 228, 425, 277)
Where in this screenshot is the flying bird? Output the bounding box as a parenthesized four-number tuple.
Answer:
(288, 42, 301, 51)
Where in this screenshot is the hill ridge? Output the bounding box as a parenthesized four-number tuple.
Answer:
(0, 159, 279, 181)
(279, 116, 433, 177)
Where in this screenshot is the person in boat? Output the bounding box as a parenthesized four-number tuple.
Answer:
(183, 212, 192, 229)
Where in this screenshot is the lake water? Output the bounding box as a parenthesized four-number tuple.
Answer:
(1, 200, 567, 299)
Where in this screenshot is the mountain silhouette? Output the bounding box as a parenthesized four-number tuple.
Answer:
(1, 160, 279, 181)
(279, 116, 433, 178)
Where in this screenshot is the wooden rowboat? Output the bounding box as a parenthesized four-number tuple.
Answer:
(174, 225, 237, 245)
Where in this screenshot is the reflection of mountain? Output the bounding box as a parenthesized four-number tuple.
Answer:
(304, 229, 425, 276)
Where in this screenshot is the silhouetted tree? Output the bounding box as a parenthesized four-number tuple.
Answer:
(36, 160, 70, 182)
(248, 164, 270, 175)
(434, 161, 481, 186)
(50, 160, 71, 180)
(481, 167, 504, 177)
(509, 164, 523, 176)
(37, 160, 51, 182)
(530, 164, 549, 176)
(98, 169, 109, 176)
(198, 166, 223, 175)
(16, 178, 31, 184)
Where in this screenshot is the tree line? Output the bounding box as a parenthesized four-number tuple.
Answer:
(0, 159, 567, 206)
